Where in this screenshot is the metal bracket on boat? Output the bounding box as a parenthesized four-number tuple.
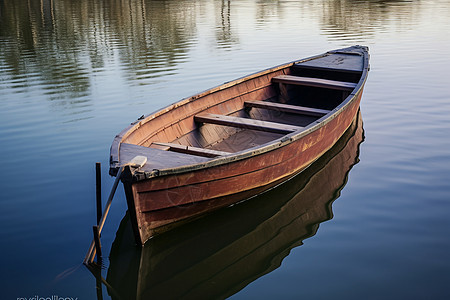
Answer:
(130, 115, 145, 125)
(150, 169, 160, 177)
(281, 136, 291, 143)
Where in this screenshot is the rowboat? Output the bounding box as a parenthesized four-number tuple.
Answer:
(106, 112, 364, 299)
(109, 45, 370, 245)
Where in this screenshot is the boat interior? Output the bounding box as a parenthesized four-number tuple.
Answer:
(114, 50, 364, 172)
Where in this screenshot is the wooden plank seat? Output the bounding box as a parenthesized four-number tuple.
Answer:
(118, 143, 210, 172)
(194, 113, 302, 134)
(272, 75, 357, 91)
(292, 51, 364, 74)
(244, 100, 331, 117)
(151, 142, 231, 158)
(292, 63, 361, 74)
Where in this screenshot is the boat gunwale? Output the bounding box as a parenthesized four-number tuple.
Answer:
(110, 46, 369, 179)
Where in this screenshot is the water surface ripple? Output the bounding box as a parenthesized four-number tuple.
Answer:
(1, 0, 449, 299)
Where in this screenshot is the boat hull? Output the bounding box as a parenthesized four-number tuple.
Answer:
(107, 111, 365, 299)
(113, 46, 369, 244)
(123, 89, 362, 243)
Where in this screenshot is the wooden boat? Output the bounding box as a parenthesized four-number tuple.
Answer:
(106, 112, 364, 299)
(109, 45, 370, 245)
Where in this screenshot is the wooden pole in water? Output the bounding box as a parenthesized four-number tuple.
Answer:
(95, 162, 102, 225)
(92, 225, 102, 263)
(83, 156, 147, 265)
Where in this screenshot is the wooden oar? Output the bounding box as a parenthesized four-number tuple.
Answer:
(83, 156, 147, 265)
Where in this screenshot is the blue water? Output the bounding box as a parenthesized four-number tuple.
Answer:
(1, 0, 450, 299)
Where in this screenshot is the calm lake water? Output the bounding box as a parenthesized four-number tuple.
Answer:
(1, 0, 450, 299)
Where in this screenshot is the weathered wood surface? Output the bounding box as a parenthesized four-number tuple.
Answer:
(151, 142, 231, 157)
(207, 129, 283, 153)
(244, 100, 331, 117)
(119, 143, 209, 171)
(194, 113, 302, 134)
(272, 75, 357, 91)
(294, 52, 364, 73)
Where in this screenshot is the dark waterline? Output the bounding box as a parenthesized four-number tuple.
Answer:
(1, 0, 450, 299)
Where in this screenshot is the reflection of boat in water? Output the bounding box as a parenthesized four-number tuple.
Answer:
(106, 111, 364, 300)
